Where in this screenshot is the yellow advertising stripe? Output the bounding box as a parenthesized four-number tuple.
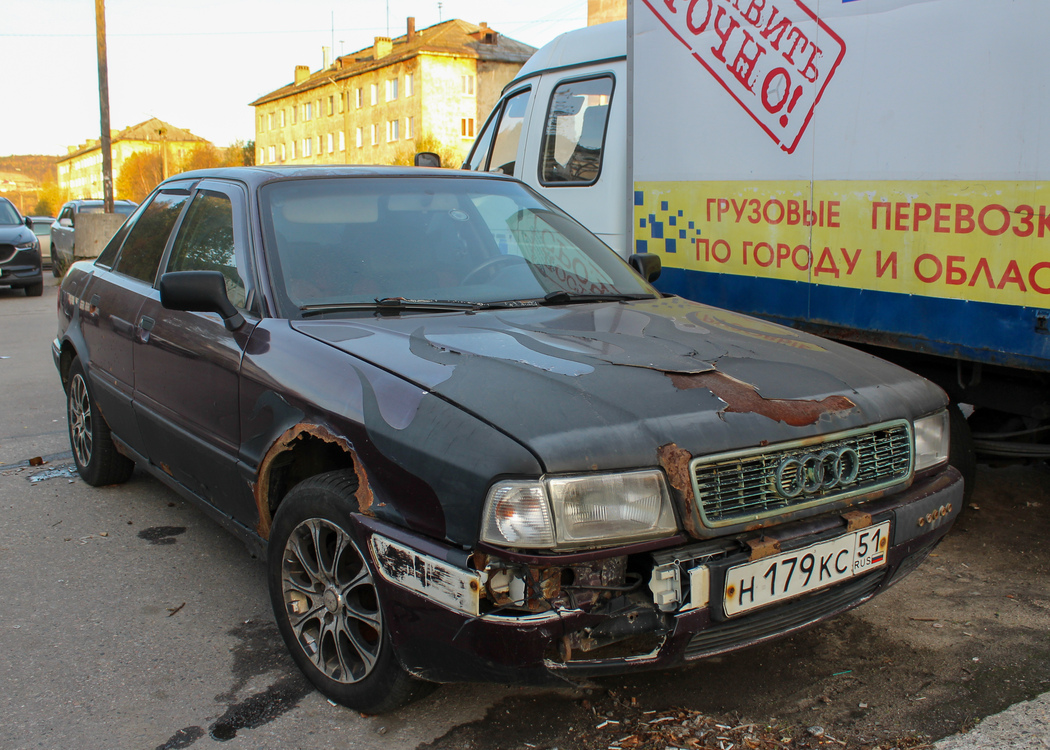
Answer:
(635, 181, 1050, 308)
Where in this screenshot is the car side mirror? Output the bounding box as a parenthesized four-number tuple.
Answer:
(414, 152, 441, 168)
(628, 253, 661, 283)
(160, 271, 245, 332)
(24, 217, 33, 230)
(59, 217, 73, 228)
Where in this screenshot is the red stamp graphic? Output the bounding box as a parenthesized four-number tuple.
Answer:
(642, 0, 846, 154)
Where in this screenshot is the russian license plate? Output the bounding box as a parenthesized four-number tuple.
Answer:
(723, 521, 890, 617)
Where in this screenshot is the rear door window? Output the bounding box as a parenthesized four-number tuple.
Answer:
(539, 76, 613, 186)
(112, 191, 190, 284)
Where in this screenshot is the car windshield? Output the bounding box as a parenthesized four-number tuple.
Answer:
(0, 202, 20, 225)
(259, 175, 656, 317)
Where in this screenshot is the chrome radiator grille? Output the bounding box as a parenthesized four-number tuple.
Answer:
(690, 421, 912, 528)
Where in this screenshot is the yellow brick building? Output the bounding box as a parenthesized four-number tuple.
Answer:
(250, 19, 535, 168)
(56, 118, 208, 200)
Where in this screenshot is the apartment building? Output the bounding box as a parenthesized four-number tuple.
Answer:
(56, 118, 207, 200)
(250, 18, 535, 168)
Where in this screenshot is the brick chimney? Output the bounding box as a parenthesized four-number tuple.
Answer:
(294, 65, 310, 84)
(374, 36, 392, 59)
(407, 17, 415, 41)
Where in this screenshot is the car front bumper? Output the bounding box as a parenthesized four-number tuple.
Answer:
(357, 467, 963, 685)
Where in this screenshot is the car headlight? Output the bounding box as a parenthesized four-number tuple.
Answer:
(15, 240, 37, 251)
(481, 470, 679, 550)
(914, 409, 950, 472)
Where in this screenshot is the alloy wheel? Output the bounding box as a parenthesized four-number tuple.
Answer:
(280, 518, 382, 684)
(69, 373, 93, 468)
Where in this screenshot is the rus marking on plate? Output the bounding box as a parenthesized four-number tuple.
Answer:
(642, 0, 846, 153)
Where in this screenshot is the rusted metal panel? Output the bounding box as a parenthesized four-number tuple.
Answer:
(745, 536, 782, 561)
(667, 371, 856, 427)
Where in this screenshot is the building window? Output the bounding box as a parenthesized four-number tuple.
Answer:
(386, 78, 398, 101)
(387, 119, 399, 142)
(406, 116, 413, 139)
(327, 133, 334, 153)
(267, 113, 274, 130)
(280, 143, 286, 161)
(339, 131, 345, 151)
(356, 88, 363, 108)
(291, 106, 297, 124)
(461, 118, 475, 138)
(267, 145, 276, 163)
(462, 75, 475, 96)
(328, 95, 334, 116)
(338, 92, 345, 113)
(303, 137, 312, 157)
(303, 102, 312, 121)
(291, 140, 296, 159)
(405, 73, 414, 97)
(280, 110, 286, 127)
(258, 115, 265, 132)
(370, 123, 378, 145)
(370, 83, 378, 106)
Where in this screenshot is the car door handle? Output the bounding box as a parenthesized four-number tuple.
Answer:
(138, 316, 155, 344)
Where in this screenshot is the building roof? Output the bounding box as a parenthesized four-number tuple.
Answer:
(58, 117, 208, 163)
(250, 19, 536, 107)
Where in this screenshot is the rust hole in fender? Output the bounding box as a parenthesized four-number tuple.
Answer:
(252, 423, 375, 539)
(667, 371, 855, 427)
(658, 442, 700, 536)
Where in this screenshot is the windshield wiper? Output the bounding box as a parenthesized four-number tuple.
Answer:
(300, 298, 481, 317)
(539, 291, 655, 306)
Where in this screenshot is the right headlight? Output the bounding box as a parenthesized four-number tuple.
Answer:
(481, 469, 679, 551)
(914, 409, 950, 472)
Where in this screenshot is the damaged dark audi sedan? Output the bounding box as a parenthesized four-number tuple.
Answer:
(54, 167, 962, 713)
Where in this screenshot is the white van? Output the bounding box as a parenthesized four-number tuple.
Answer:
(467, 1, 1050, 468)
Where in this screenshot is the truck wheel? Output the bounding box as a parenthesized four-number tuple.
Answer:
(51, 251, 61, 277)
(949, 403, 976, 504)
(66, 357, 135, 486)
(268, 470, 435, 714)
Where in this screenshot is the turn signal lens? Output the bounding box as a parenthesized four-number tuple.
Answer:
(914, 409, 950, 471)
(481, 481, 554, 548)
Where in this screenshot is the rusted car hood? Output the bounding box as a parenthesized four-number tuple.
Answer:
(292, 297, 945, 472)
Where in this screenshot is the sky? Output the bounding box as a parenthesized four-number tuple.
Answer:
(2, 0, 589, 157)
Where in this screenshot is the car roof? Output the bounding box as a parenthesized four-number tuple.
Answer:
(158, 165, 517, 190)
(70, 199, 136, 206)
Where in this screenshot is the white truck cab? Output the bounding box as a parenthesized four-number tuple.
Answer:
(464, 21, 629, 254)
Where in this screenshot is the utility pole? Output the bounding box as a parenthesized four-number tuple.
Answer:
(95, 0, 114, 212)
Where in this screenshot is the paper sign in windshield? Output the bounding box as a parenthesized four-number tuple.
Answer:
(642, 0, 845, 153)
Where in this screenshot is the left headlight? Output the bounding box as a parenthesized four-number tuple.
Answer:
(914, 409, 950, 472)
(481, 469, 679, 550)
(15, 240, 37, 251)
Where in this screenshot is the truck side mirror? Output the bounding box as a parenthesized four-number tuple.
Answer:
(24, 217, 33, 230)
(629, 253, 661, 283)
(160, 271, 245, 332)
(414, 152, 441, 168)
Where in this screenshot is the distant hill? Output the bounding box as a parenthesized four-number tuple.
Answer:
(0, 155, 58, 185)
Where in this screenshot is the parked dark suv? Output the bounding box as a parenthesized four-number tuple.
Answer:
(54, 167, 962, 714)
(0, 197, 43, 296)
(50, 199, 137, 276)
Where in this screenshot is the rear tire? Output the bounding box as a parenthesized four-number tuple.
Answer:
(66, 357, 134, 486)
(268, 470, 435, 714)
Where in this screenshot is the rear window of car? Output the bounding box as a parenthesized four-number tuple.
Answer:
(112, 192, 189, 284)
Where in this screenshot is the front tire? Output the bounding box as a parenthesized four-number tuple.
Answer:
(66, 357, 134, 486)
(267, 470, 434, 714)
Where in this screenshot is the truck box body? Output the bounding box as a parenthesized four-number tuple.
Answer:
(467, 0, 1050, 422)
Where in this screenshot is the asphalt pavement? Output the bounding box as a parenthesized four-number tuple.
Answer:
(1, 275, 1046, 750)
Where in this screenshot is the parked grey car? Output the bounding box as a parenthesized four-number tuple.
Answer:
(29, 216, 55, 271)
(50, 200, 136, 276)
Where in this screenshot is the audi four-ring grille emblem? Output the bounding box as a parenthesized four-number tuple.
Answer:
(774, 447, 861, 498)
